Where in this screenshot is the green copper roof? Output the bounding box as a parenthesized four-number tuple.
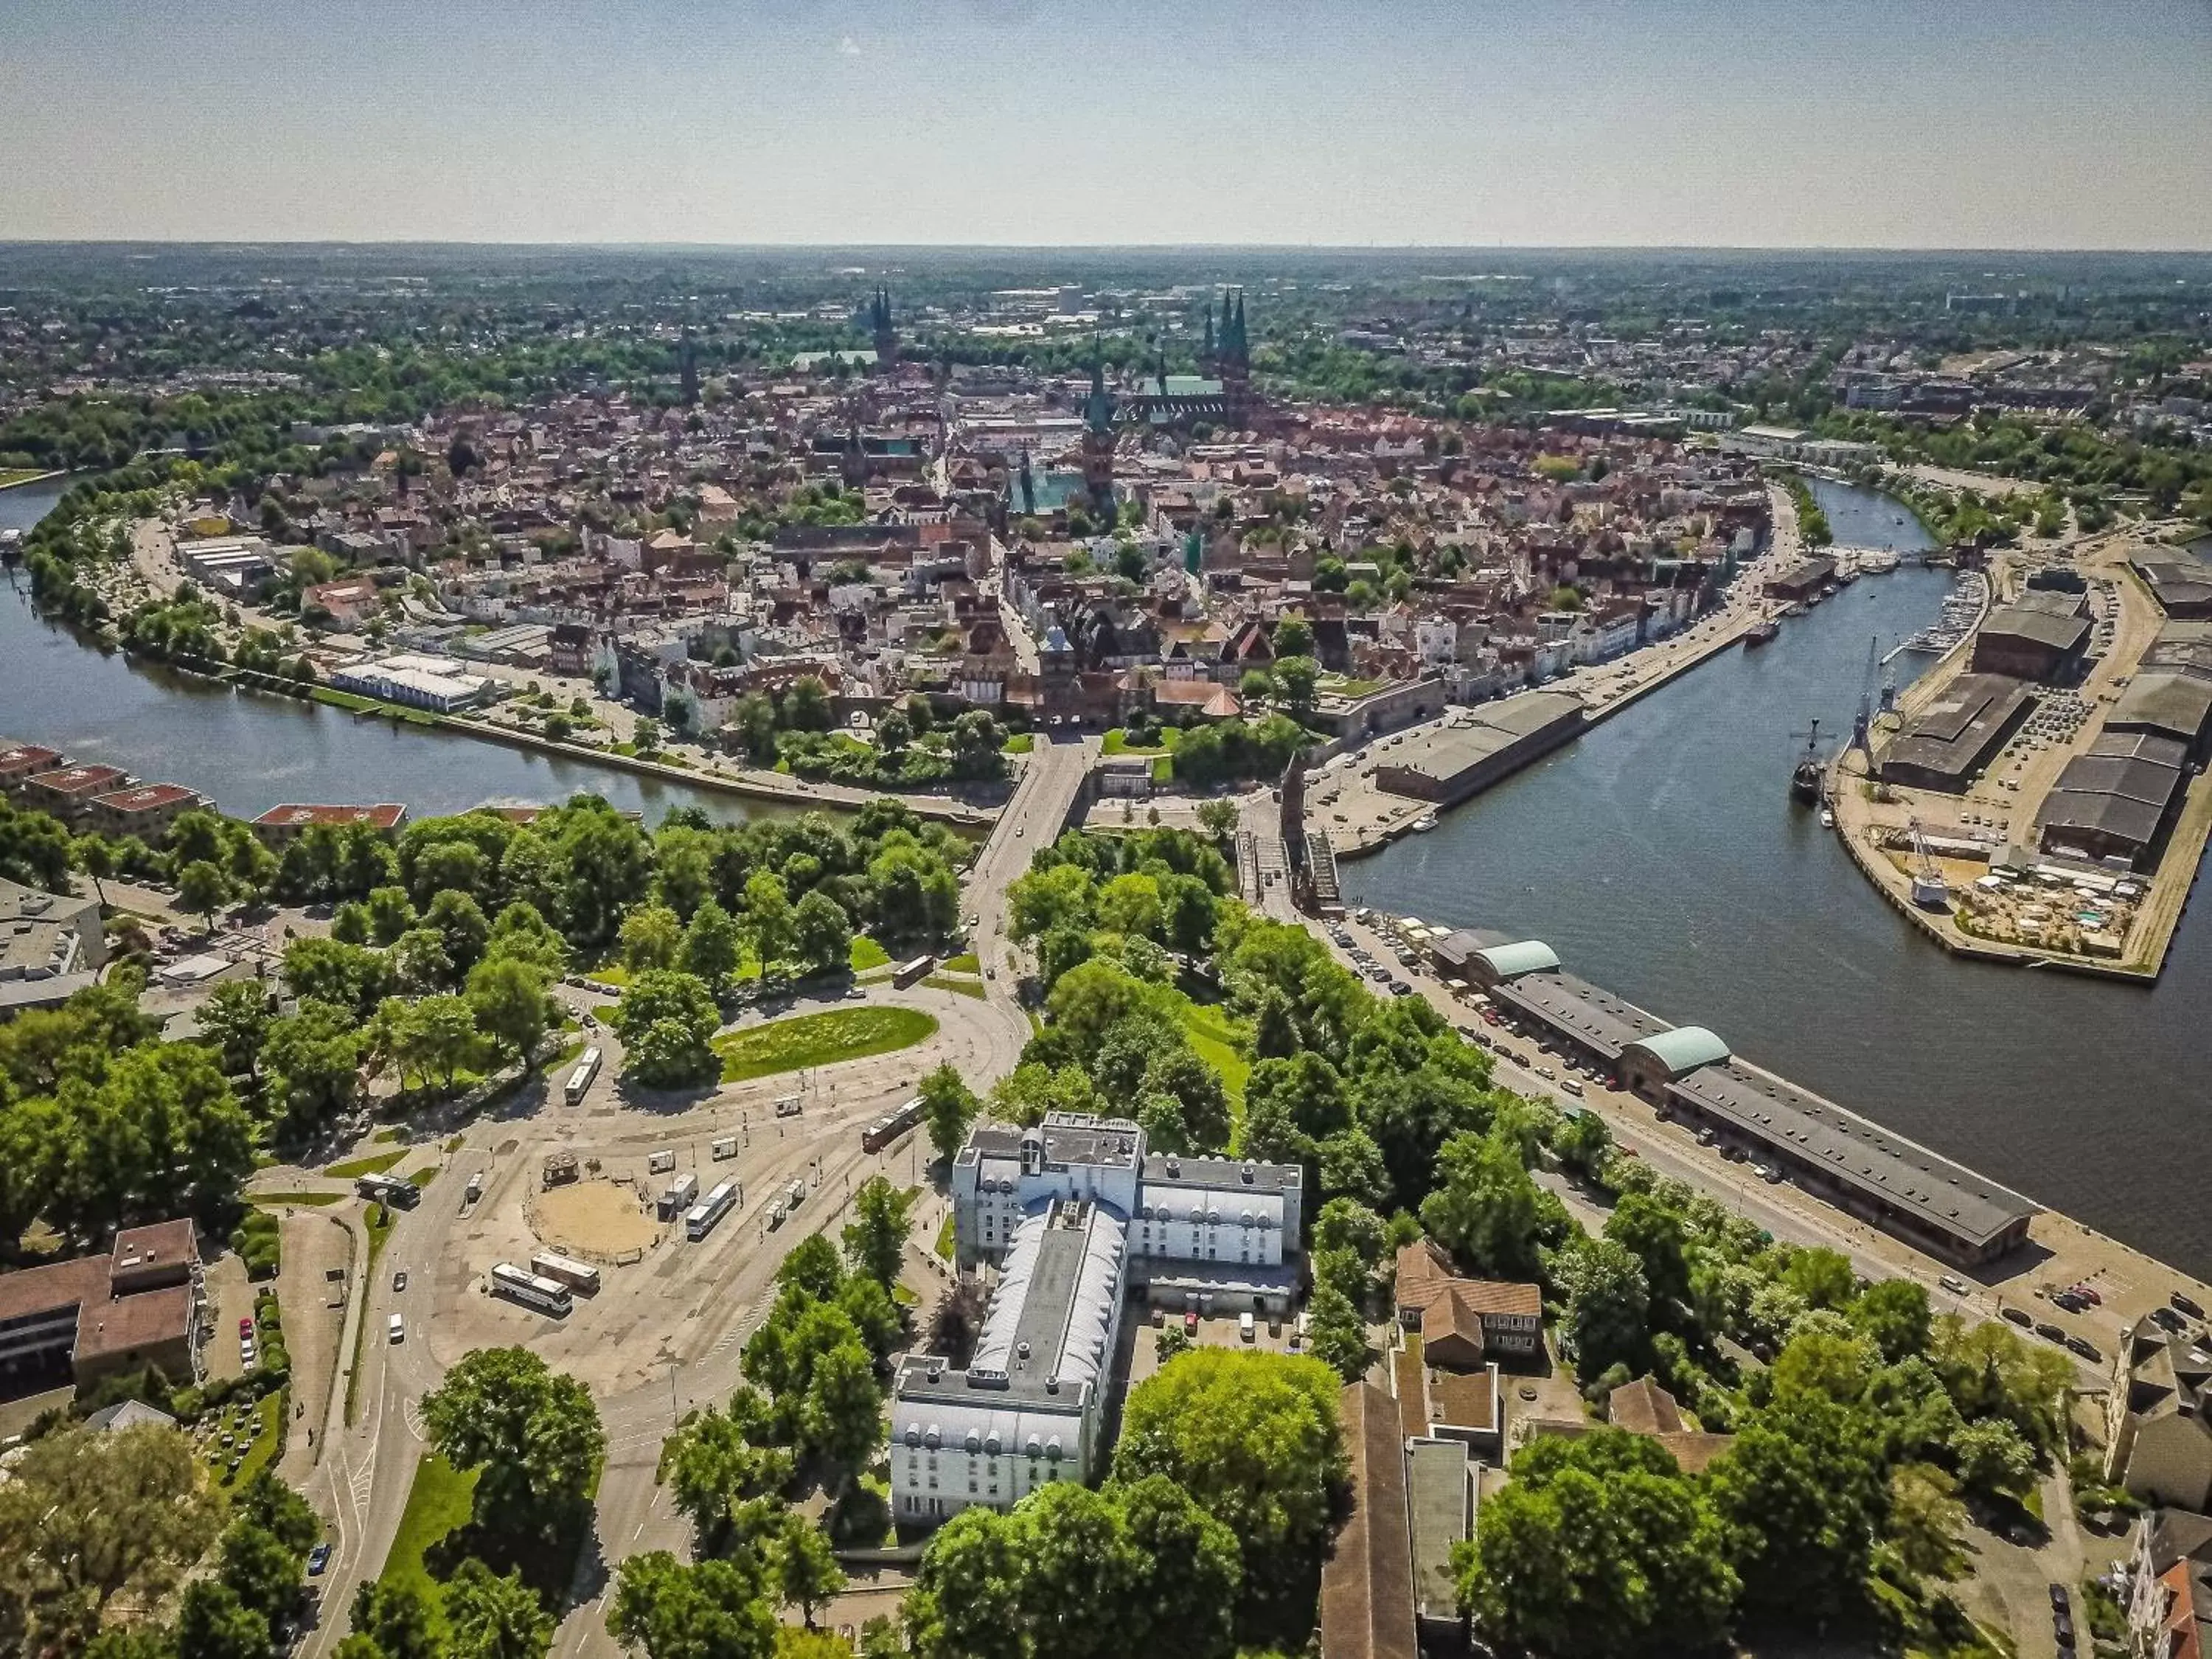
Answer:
(1625, 1026, 1732, 1077)
(1475, 940, 1559, 980)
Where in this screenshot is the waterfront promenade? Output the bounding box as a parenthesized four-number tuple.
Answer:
(1321, 481, 1809, 858)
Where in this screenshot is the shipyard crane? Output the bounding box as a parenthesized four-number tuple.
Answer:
(1850, 633, 1880, 759)
(1906, 818, 1950, 910)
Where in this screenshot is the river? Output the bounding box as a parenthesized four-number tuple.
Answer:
(1343, 476, 2212, 1276)
(0, 480, 796, 827)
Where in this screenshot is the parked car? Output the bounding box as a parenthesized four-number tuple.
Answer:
(1183, 1310, 1199, 1335)
(2065, 1335, 2102, 1362)
(2073, 1284, 2102, 1305)
(307, 1544, 332, 1577)
(2003, 1307, 2034, 1327)
(2174, 1291, 2205, 1318)
(2152, 1306, 2188, 1332)
(2034, 1321, 2067, 1343)
(2053, 1291, 2088, 1313)
(1390, 983, 1413, 997)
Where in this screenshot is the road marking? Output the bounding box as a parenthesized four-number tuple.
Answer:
(402, 1398, 425, 1441)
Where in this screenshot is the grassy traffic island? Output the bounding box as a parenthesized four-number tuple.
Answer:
(713, 1005, 939, 1082)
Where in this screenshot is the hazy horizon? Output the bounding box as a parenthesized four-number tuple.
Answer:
(4, 0, 2208, 249)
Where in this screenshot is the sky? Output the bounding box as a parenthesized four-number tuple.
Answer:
(2, 0, 2208, 248)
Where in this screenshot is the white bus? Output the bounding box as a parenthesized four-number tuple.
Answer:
(710, 1136, 738, 1161)
(356, 1174, 421, 1209)
(564, 1047, 604, 1106)
(785, 1178, 806, 1211)
(773, 1095, 804, 1119)
(891, 954, 935, 989)
(685, 1180, 738, 1241)
(490, 1262, 573, 1317)
(529, 1251, 602, 1295)
(658, 1171, 699, 1222)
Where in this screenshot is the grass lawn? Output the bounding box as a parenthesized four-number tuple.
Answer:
(403, 1164, 438, 1187)
(925, 975, 987, 1001)
(849, 936, 892, 973)
(585, 959, 632, 988)
(325, 1148, 408, 1180)
(251, 1191, 346, 1208)
(1001, 733, 1035, 755)
(1170, 997, 1253, 1116)
(714, 1006, 939, 1082)
(1102, 727, 1183, 757)
(381, 1454, 480, 1614)
(934, 1213, 955, 1260)
(220, 1391, 285, 1492)
(943, 953, 980, 975)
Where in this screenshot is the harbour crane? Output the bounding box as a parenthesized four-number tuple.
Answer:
(1906, 818, 1950, 910)
(1850, 634, 1880, 759)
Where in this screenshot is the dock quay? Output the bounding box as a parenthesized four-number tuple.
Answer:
(1327, 908, 2212, 1366)
(1829, 526, 2212, 981)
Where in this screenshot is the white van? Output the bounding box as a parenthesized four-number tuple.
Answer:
(388, 1315, 405, 1343)
(1239, 1312, 1256, 1343)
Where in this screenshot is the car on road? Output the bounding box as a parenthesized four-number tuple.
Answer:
(1560, 1078, 1583, 1097)
(1939, 1274, 1968, 1295)
(1389, 982, 1413, 997)
(393, 1270, 408, 1292)
(307, 1544, 332, 1576)
(2003, 1307, 2034, 1327)
(389, 1315, 405, 1343)
(2066, 1335, 2102, 1362)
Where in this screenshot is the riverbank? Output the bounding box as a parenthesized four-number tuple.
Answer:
(102, 647, 1001, 828)
(0, 469, 66, 492)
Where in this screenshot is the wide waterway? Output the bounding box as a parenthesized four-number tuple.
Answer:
(0, 480, 795, 827)
(1345, 477, 2212, 1276)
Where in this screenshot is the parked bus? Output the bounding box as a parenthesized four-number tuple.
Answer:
(686, 1180, 738, 1241)
(710, 1136, 738, 1161)
(861, 1096, 927, 1153)
(463, 1171, 484, 1207)
(356, 1174, 420, 1210)
(647, 1149, 675, 1175)
(773, 1095, 804, 1119)
(490, 1263, 573, 1317)
(784, 1178, 806, 1211)
(528, 1251, 602, 1295)
(891, 954, 936, 989)
(564, 1047, 604, 1107)
(658, 1171, 699, 1222)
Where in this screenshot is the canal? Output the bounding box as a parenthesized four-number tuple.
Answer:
(0, 480, 797, 828)
(1344, 477, 2212, 1276)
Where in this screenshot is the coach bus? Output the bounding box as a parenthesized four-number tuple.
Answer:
(564, 1046, 604, 1107)
(686, 1180, 738, 1242)
(490, 1263, 573, 1317)
(861, 1096, 928, 1153)
(356, 1174, 421, 1209)
(891, 954, 936, 989)
(528, 1251, 602, 1295)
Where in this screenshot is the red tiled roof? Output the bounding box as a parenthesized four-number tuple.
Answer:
(91, 784, 198, 813)
(251, 804, 406, 830)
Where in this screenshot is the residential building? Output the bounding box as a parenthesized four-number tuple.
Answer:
(250, 802, 408, 846)
(0, 876, 105, 1019)
(1392, 1240, 1543, 1360)
(2127, 1506, 2212, 1659)
(0, 1219, 201, 1390)
(2108, 1320, 2212, 1509)
(84, 782, 201, 843)
(21, 763, 130, 820)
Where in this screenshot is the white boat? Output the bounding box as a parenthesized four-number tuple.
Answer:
(1411, 814, 1439, 833)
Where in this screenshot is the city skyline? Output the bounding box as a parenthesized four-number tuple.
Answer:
(4, 0, 2208, 248)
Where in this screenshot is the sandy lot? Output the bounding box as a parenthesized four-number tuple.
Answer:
(533, 1178, 664, 1257)
(277, 1208, 353, 1481)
